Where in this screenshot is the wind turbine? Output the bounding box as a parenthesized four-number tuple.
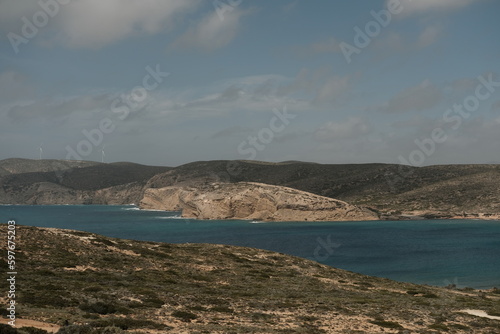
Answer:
(39, 143, 43, 160)
(101, 144, 106, 163)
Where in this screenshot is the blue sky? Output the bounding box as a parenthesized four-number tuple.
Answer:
(0, 0, 499, 166)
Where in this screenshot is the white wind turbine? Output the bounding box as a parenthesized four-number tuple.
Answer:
(101, 144, 106, 163)
(39, 143, 43, 160)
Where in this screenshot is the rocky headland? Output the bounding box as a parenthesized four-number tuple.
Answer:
(1, 158, 499, 221)
(140, 182, 379, 221)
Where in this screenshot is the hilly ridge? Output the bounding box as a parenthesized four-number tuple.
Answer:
(0, 158, 499, 219)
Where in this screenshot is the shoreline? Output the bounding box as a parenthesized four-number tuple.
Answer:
(1, 203, 500, 222)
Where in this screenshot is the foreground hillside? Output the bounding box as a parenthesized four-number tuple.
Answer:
(2, 224, 499, 333)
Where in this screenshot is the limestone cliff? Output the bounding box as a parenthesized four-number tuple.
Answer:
(140, 182, 379, 221)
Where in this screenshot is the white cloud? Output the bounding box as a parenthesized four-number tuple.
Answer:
(210, 126, 252, 139)
(58, 0, 200, 48)
(0, 1, 41, 35)
(6, 94, 112, 122)
(492, 100, 500, 112)
(0, 0, 201, 48)
(372, 27, 441, 58)
(170, 7, 252, 52)
(282, 0, 298, 13)
(394, 0, 480, 18)
(294, 37, 341, 58)
(314, 117, 371, 142)
(313, 75, 351, 106)
(0, 70, 34, 103)
(417, 25, 441, 48)
(377, 79, 443, 113)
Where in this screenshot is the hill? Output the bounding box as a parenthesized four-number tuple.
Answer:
(0, 159, 171, 205)
(1, 158, 499, 219)
(140, 182, 378, 221)
(146, 160, 500, 218)
(2, 224, 500, 333)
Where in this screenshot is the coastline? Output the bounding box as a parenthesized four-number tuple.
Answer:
(2, 203, 499, 222)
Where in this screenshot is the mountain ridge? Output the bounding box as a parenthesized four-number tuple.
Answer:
(0, 158, 499, 220)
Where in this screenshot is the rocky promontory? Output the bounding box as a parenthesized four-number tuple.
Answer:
(140, 182, 379, 221)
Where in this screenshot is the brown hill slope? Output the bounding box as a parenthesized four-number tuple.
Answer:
(3, 224, 500, 333)
(1, 159, 499, 218)
(140, 182, 379, 221)
(146, 160, 500, 217)
(0, 159, 170, 205)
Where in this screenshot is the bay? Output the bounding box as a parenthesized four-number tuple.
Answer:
(1, 204, 499, 289)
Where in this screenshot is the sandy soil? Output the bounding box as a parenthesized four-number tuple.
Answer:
(460, 309, 500, 320)
(0, 318, 61, 333)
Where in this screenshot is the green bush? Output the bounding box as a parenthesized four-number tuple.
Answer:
(429, 323, 449, 331)
(172, 310, 198, 322)
(19, 327, 49, 334)
(57, 325, 125, 334)
(210, 306, 234, 313)
(79, 302, 117, 315)
(0, 324, 18, 334)
(422, 293, 439, 298)
(90, 318, 169, 330)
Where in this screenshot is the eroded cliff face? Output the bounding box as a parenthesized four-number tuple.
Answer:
(140, 182, 379, 221)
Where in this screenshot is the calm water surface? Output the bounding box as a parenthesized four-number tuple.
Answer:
(1, 204, 499, 289)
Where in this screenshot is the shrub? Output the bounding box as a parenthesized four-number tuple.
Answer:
(79, 302, 117, 315)
(90, 319, 169, 330)
(0, 324, 18, 334)
(210, 306, 234, 313)
(172, 310, 198, 322)
(422, 293, 439, 298)
(429, 323, 449, 331)
(57, 325, 125, 334)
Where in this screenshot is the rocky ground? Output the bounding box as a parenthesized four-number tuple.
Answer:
(140, 182, 378, 221)
(1, 224, 499, 334)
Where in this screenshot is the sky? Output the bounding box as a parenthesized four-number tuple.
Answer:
(0, 0, 499, 167)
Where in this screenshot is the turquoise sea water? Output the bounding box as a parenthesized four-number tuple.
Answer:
(1, 204, 499, 289)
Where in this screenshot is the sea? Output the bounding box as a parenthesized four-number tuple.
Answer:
(1, 204, 499, 289)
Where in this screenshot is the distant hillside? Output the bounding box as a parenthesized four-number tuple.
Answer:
(1, 158, 499, 219)
(0, 159, 171, 205)
(146, 160, 500, 217)
(3, 224, 500, 333)
(0, 158, 100, 176)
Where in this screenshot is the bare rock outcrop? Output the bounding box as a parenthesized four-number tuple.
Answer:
(140, 182, 379, 221)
